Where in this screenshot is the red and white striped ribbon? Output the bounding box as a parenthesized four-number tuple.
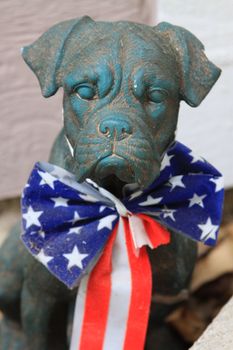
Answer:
(70, 214, 170, 350)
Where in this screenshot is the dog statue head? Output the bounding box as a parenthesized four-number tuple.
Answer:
(22, 16, 220, 193)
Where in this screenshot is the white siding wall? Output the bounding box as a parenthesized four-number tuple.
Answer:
(158, 0, 233, 188)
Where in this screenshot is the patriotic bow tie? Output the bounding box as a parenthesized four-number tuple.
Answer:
(21, 141, 224, 350)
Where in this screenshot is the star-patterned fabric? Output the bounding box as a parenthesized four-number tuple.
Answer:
(21, 141, 224, 289)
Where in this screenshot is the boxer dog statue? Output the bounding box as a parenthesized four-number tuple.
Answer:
(0, 16, 221, 350)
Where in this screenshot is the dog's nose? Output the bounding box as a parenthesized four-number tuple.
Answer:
(99, 118, 132, 140)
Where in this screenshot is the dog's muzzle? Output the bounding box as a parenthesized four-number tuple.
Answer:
(66, 114, 160, 189)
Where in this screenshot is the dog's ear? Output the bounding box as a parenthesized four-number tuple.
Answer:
(21, 16, 95, 98)
(156, 22, 221, 107)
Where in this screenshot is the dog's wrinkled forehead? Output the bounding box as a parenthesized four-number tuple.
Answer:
(22, 16, 221, 107)
(60, 31, 180, 98)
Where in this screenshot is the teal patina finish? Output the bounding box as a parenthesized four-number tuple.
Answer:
(0, 16, 220, 350)
(22, 16, 220, 191)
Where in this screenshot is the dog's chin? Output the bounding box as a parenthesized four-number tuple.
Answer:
(72, 153, 160, 197)
(95, 156, 135, 183)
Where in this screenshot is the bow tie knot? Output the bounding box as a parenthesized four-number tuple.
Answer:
(86, 178, 131, 217)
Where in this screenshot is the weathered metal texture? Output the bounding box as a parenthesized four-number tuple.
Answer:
(0, 0, 156, 200)
(0, 16, 220, 350)
(22, 18, 220, 189)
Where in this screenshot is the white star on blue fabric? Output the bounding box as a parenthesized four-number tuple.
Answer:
(36, 249, 53, 265)
(97, 214, 118, 231)
(139, 195, 163, 206)
(68, 226, 82, 235)
(189, 193, 207, 208)
(198, 218, 219, 242)
(51, 197, 69, 207)
(210, 178, 224, 192)
(63, 246, 88, 270)
(38, 230, 46, 238)
(69, 211, 87, 224)
(99, 206, 106, 213)
(162, 207, 176, 221)
(22, 206, 43, 229)
(189, 150, 205, 164)
(99, 205, 115, 213)
(30, 230, 45, 238)
(160, 153, 174, 171)
(38, 170, 57, 189)
(168, 176, 185, 191)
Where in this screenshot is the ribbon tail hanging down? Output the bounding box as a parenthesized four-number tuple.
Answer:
(70, 215, 170, 350)
(70, 223, 118, 350)
(122, 216, 152, 350)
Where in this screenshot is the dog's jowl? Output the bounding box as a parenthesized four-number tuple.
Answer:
(0, 17, 221, 350)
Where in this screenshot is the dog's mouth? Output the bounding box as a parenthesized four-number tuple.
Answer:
(69, 133, 160, 196)
(95, 155, 135, 182)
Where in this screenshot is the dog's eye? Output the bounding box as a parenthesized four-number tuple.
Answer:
(74, 83, 96, 100)
(147, 88, 168, 103)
